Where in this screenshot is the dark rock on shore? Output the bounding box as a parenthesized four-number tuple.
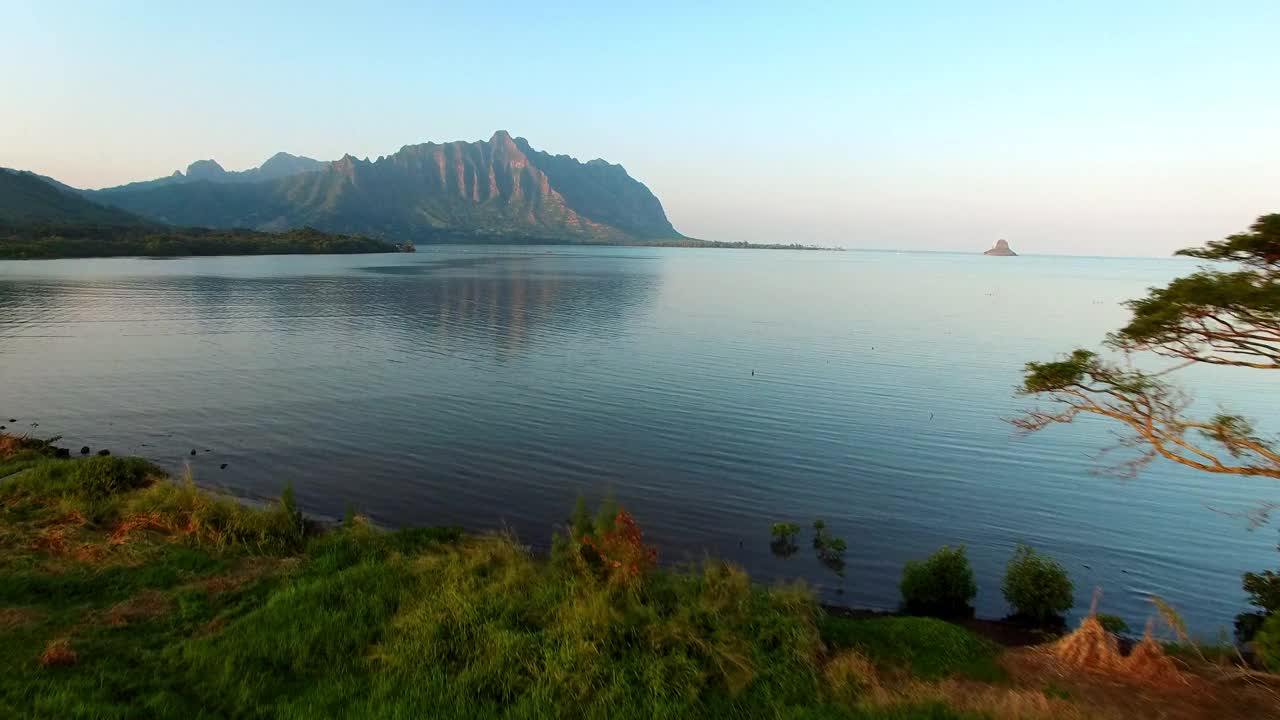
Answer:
(80, 446, 90, 455)
(55, 448, 70, 458)
(97, 449, 110, 456)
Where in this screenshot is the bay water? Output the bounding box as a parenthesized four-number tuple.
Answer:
(2, 247, 1276, 634)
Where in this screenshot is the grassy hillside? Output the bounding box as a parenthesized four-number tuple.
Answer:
(2, 435, 1272, 719)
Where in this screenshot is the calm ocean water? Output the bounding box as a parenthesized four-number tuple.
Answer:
(1, 247, 1276, 634)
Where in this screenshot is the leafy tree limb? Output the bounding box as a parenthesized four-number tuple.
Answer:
(1013, 214, 1280, 481)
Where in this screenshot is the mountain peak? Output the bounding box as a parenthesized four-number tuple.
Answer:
(489, 130, 518, 151)
(185, 159, 226, 180)
(257, 152, 325, 180)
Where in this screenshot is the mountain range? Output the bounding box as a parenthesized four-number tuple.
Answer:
(101, 152, 329, 194)
(71, 131, 680, 244)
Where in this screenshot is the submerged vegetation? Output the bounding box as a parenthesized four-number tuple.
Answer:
(1, 437, 1276, 718)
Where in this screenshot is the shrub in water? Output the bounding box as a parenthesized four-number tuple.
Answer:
(899, 545, 977, 617)
(1001, 543, 1074, 625)
(771, 522, 800, 543)
(770, 522, 800, 558)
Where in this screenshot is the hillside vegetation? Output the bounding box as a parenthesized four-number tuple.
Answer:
(0, 224, 399, 259)
(0, 436, 1273, 719)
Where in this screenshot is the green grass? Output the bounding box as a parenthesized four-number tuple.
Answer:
(820, 616, 1006, 682)
(3, 455, 158, 501)
(0, 451, 1005, 719)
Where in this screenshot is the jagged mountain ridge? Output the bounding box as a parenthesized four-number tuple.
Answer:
(99, 152, 328, 194)
(90, 132, 679, 244)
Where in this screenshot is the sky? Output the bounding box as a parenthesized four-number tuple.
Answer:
(3, 1, 1279, 255)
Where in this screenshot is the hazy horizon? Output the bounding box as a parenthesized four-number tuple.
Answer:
(4, 2, 1278, 256)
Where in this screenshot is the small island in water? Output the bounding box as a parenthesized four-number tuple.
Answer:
(983, 239, 1018, 256)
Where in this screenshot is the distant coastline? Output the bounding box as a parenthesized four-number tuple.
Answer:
(0, 230, 837, 260)
(637, 238, 840, 251)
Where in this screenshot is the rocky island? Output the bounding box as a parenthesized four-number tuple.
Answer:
(983, 238, 1017, 256)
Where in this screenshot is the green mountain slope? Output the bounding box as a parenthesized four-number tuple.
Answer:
(0, 169, 145, 226)
(92, 132, 681, 244)
(0, 168, 400, 259)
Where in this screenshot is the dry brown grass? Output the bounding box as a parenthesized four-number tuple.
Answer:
(69, 543, 109, 562)
(0, 606, 43, 630)
(187, 556, 295, 595)
(197, 616, 228, 637)
(43, 508, 87, 527)
(30, 525, 72, 554)
(108, 512, 186, 545)
(0, 434, 27, 458)
(1054, 615, 1123, 673)
(39, 638, 77, 667)
(822, 648, 1103, 719)
(824, 650, 889, 704)
(902, 678, 1101, 720)
(105, 589, 174, 627)
(27, 518, 112, 563)
(1125, 632, 1187, 687)
(1003, 644, 1280, 720)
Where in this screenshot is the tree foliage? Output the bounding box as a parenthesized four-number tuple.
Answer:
(1109, 214, 1280, 368)
(0, 222, 400, 259)
(1014, 214, 1280, 482)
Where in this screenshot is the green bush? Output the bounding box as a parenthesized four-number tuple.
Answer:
(1244, 570, 1280, 612)
(899, 545, 977, 617)
(1001, 544, 1073, 624)
(1236, 569, 1280, 643)
(1254, 613, 1280, 672)
(1096, 613, 1129, 636)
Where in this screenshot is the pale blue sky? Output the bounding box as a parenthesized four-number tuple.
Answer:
(4, 1, 1278, 254)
